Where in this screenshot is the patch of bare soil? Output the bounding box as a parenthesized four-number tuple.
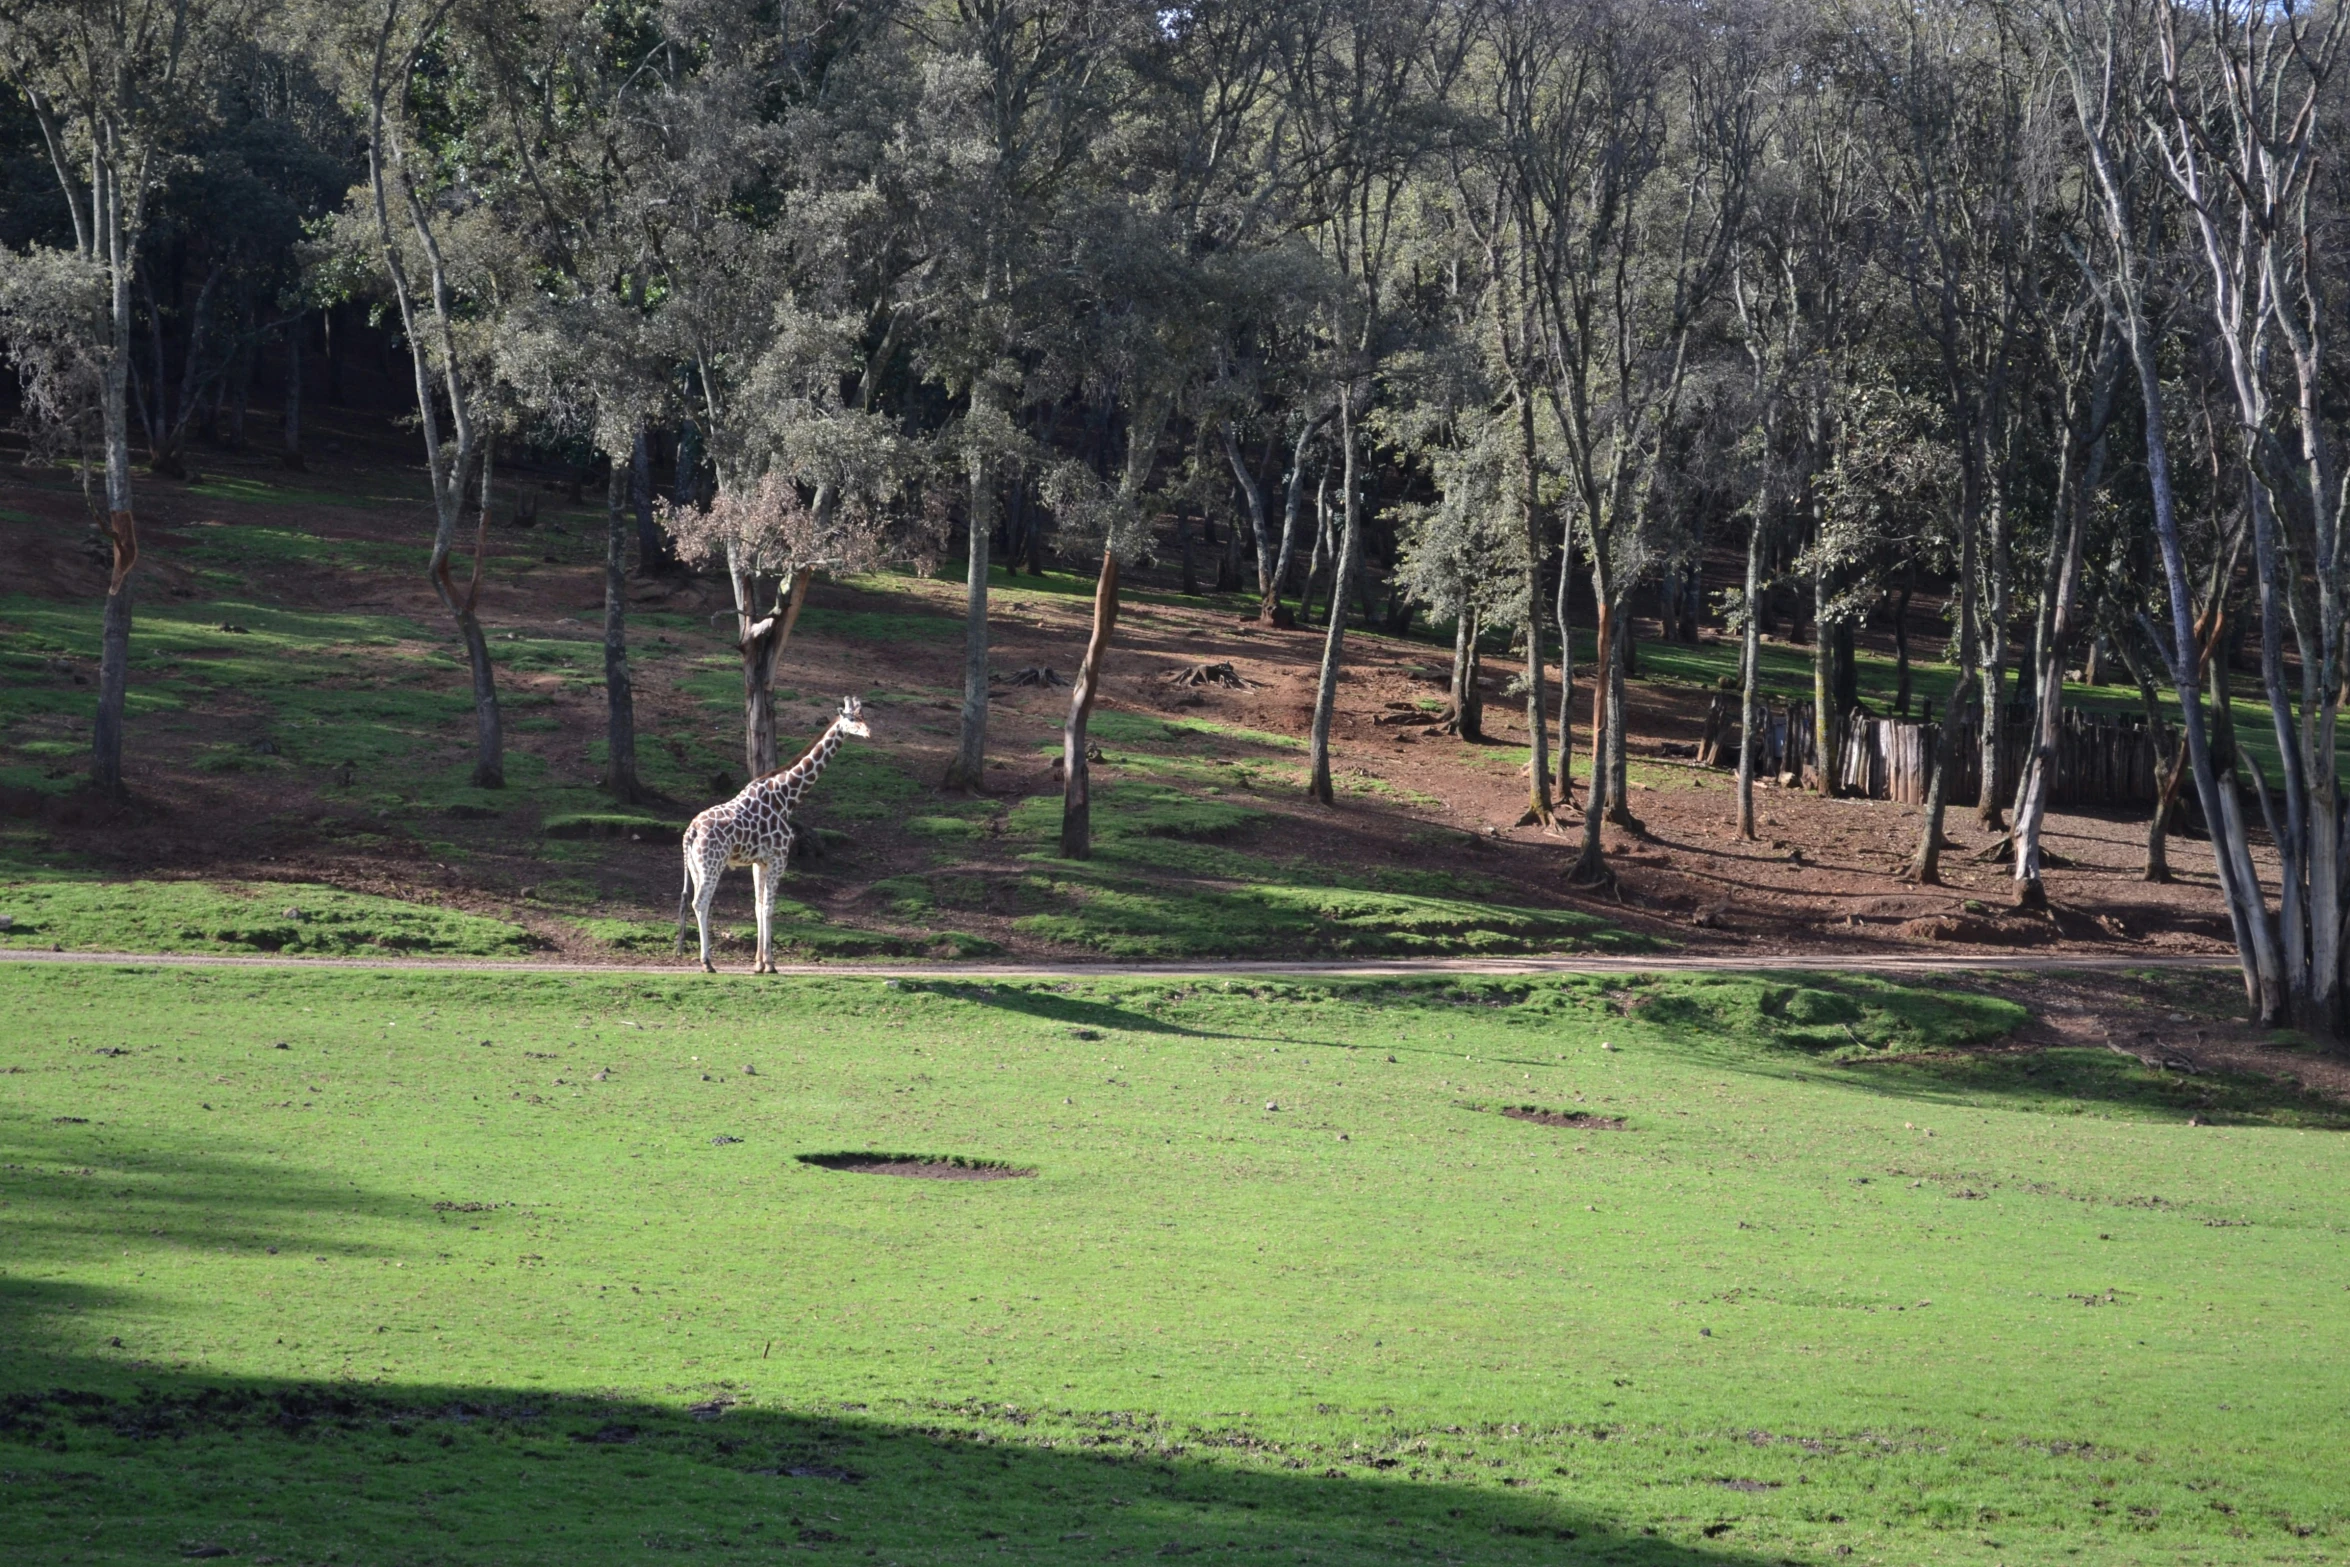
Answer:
(1497, 1106, 1627, 1130)
(796, 1153, 1036, 1181)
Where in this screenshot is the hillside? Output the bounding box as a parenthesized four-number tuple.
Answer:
(0, 417, 2243, 969)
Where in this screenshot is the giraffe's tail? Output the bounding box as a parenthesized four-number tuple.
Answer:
(674, 836, 694, 954)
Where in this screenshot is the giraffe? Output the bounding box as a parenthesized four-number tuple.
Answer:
(676, 696, 871, 973)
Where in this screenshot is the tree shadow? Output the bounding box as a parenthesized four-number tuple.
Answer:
(1828, 1040, 2350, 1128)
(0, 1124, 1778, 1566)
(1628, 971, 2350, 1130)
(897, 977, 1312, 1045)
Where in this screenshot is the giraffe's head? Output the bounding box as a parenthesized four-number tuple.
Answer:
(835, 695, 871, 739)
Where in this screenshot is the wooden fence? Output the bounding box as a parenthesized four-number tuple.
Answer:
(1699, 695, 2164, 810)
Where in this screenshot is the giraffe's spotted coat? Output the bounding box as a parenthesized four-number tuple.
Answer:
(677, 696, 871, 972)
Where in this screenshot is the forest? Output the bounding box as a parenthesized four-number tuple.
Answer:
(4, 0, 2349, 1028)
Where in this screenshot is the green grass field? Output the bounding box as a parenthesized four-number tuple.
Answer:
(4, 962, 2346, 1565)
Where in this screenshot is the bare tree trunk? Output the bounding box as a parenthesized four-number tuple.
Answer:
(946, 382, 998, 791)
(280, 314, 304, 470)
(92, 197, 140, 802)
(2013, 334, 2117, 910)
(1976, 489, 2012, 827)
(1222, 424, 1276, 605)
(1603, 623, 1636, 829)
(1262, 411, 1329, 624)
(1553, 503, 1575, 803)
(1736, 509, 1764, 839)
(1448, 608, 1484, 740)
(603, 460, 642, 803)
(434, 489, 505, 790)
(2138, 676, 2177, 885)
(368, 81, 502, 793)
(736, 562, 810, 781)
(1059, 554, 1120, 858)
(1301, 469, 1333, 626)
(1910, 497, 1980, 885)
(1812, 558, 1836, 796)
(1517, 390, 1551, 825)
(1060, 397, 1162, 853)
(1308, 390, 1361, 806)
(1569, 565, 1617, 886)
(478, 431, 495, 529)
(631, 424, 666, 573)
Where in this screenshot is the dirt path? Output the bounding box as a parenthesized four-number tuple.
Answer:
(0, 948, 2241, 979)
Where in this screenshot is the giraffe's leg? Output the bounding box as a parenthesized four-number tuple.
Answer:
(752, 860, 774, 974)
(692, 851, 725, 973)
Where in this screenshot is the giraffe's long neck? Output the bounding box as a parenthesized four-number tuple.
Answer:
(771, 719, 845, 800)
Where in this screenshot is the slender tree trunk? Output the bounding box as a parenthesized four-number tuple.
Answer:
(1517, 390, 1551, 825)
(735, 562, 810, 781)
(479, 432, 496, 528)
(2135, 670, 2176, 885)
(1308, 391, 1361, 805)
(436, 493, 505, 791)
(1569, 562, 1617, 885)
(2013, 341, 2117, 911)
(603, 460, 642, 803)
(1977, 490, 2012, 827)
(1448, 608, 1484, 740)
(279, 314, 304, 470)
(1553, 504, 1575, 803)
(1059, 395, 1163, 850)
(92, 209, 138, 802)
(1812, 559, 1836, 796)
(369, 93, 501, 793)
(1736, 510, 1764, 840)
(1223, 425, 1275, 606)
(2011, 570, 2079, 911)
(436, 485, 505, 791)
(1060, 554, 1120, 858)
(1603, 623, 1636, 829)
(2246, 485, 2310, 1006)
(1910, 672, 1972, 885)
(632, 425, 666, 573)
(1892, 578, 1912, 716)
(1296, 471, 1326, 625)
(1910, 495, 1980, 885)
(946, 384, 997, 791)
(1262, 412, 1328, 624)
(2121, 310, 2276, 1017)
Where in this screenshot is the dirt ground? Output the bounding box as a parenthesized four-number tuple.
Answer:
(0, 414, 2254, 977)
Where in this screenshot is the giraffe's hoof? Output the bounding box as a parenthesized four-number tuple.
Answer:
(700, 961, 716, 974)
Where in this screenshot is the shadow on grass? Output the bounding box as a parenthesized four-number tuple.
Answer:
(0, 1367, 1787, 1565)
(0, 1122, 1771, 1567)
(1625, 971, 2350, 1129)
(897, 978, 1287, 1044)
(1832, 1043, 2350, 1128)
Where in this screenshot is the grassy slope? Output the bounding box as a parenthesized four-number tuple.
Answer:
(0, 556, 1643, 961)
(4, 966, 2346, 1565)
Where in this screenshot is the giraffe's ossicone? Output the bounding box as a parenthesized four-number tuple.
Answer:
(676, 696, 872, 973)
